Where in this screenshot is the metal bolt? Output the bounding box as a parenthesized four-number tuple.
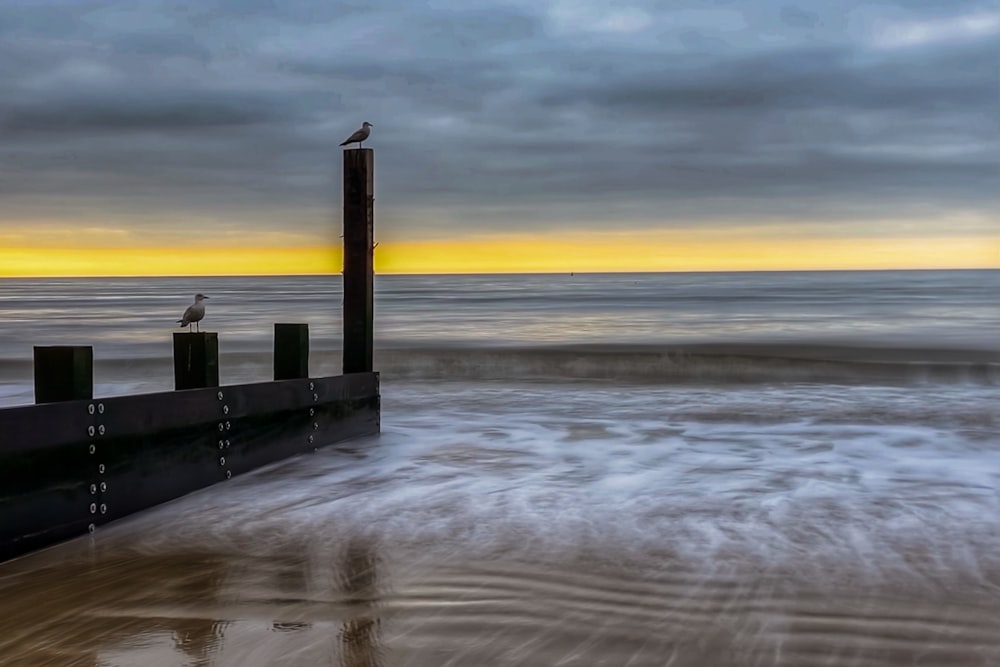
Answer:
(308, 435, 314, 444)
(89, 444, 96, 455)
(219, 457, 226, 466)
(99, 504, 107, 514)
(223, 405, 229, 415)
(313, 422, 318, 430)
(90, 483, 97, 495)
(88, 403, 95, 415)
(88, 523, 96, 534)
(88, 426, 95, 437)
(99, 482, 107, 492)
(98, 464, 105, 474)
(225, 421, 231, 431)
(312, 393, 318, 402)
(309, 381, 315, 391)
(98, 424, 105, 436)
(224, 439, 230, 448)
(218, 440, 224, 449)
(218, 422, 224, 432)
(217, 391, 224, 401)
(89, 503, 97, 514)
(309, 408, 315, 417)
(98, 403, 105, 414)
(226, 470, 232, 479)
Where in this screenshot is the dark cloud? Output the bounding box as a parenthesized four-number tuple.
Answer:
(536, 45, 992, 114)
(779, 7, 820, 29)
(0, 0, 996, 243)
(2, 92, 288, 132)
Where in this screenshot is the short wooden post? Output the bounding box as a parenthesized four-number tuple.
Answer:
(173, 332, 219, 390)
(274, 323, 309, 380)
(342, 148, 374, 374)
(33, 346, 93, 403)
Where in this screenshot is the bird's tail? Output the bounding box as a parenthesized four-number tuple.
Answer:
(176, 320, 186, 326)
(339, 139, 351, 146)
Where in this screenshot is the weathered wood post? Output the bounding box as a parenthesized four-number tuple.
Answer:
(33, 346, 93, 403)
(274, 323, 309, 380)
(173, 332, 219, 390)
(343, 148, 374, 374)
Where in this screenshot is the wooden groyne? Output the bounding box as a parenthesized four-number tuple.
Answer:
(0, 149, 379, 563)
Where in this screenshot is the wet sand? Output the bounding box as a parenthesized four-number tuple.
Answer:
(2, 380, 998, 666)
(2, 521, 998, 666)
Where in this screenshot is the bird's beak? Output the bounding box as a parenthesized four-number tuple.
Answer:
(204, 296, 209, 299)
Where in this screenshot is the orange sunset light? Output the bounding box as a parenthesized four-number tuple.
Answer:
(0, 233, 996, 277)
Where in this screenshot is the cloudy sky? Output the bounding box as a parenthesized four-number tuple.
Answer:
(1, 0, 997, 274)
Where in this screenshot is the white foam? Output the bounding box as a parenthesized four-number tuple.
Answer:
(0, 383, 32, 406)
(103, 379, 1000, 594)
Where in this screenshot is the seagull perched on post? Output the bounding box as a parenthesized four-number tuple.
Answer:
(177, 293, 209, 332)
(340, 122, 373, 148)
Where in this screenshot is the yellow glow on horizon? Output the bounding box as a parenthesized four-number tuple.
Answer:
(0, 246, 341, 277)
(379, 234, 999, 273)
(384, 232, 1000, 273)
(0, 233, 996, 277)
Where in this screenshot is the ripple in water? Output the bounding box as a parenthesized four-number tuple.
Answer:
(0, 380, 998, 665)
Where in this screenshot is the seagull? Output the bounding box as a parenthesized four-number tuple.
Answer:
(340, 122, 373, 148)
(177, 293, 209, 332)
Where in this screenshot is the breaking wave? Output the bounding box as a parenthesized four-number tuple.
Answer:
(374, 343, 1000, 386)
(1, 342, 998, 393)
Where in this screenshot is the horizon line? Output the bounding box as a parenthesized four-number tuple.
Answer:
(1, 267, 997, 280)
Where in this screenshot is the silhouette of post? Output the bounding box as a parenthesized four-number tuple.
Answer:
(33, 346, 93, 403)
(173, 332, 219, 390)
(274, 323, 309, 380)
(343, 148, 374, 374)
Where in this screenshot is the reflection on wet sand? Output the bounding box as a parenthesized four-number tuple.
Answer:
(0, 538, 388, 666)
(0, 550, 230, 665)
(0, 527, 999, 666)
(338, 537, 382, 667)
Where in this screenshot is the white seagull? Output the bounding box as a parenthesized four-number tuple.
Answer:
(177, 293, 209, 332)
(340, 122, 373, 148)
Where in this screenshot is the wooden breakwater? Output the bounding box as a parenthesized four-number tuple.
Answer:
(0, 149, 379, 564)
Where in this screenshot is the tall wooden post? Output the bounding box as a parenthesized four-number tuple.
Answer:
(173, 332, 219, 390)
(342, 148, 374, 374)
(33, 346, 93, 403)
(274, 323, 309, 380)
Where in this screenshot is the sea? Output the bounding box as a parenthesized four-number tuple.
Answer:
(0, 269, 998, 666)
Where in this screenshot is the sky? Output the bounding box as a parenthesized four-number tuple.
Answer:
(0, 0, 997, 275)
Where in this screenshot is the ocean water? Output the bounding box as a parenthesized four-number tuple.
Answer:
(1, 270, 999, 666)
(1, 270, 997, 400)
